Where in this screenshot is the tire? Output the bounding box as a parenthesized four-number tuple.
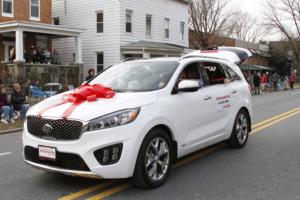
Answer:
(227, 109, 250, 148)
(133, 128, 173, 188)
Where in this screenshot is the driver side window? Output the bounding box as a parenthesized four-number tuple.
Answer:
(178, 62, 202, 87)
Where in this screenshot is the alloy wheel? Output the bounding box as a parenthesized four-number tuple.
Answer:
(145, 137, 170, 181)
(236, 113, 248, 144)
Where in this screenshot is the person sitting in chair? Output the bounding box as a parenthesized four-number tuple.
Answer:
(8, 83, 30, 120)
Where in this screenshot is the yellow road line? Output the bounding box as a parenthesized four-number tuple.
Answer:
(58, 107, 300, 200)
(252, 107, 300, 129)
(173, 144, 224, 168)
(86, 183, 131, 200)
(58, 181, 114, 200)
(251, 110, 300, 135)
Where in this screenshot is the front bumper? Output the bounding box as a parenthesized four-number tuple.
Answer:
(22, 121, 144, 179)
(24, 160, 102, 179)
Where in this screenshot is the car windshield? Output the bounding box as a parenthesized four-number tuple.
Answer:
(89, 61, 179, 92)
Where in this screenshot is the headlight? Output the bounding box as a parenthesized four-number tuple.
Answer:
(87, 108, 140, 131)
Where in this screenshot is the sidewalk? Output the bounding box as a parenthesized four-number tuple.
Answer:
(0, 120, 23, 135)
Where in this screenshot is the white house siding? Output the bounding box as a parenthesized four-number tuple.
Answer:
(120, 0, 189, 48)
(52, 0, 121, 76)
(52, 0, 189, 76)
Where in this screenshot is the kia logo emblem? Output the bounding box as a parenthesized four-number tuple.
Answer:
(42, 124, 53, 134)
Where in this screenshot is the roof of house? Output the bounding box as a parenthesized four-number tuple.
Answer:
(0, 20, 85, 37)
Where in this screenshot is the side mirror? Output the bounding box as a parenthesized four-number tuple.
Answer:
(176, 80, 200, 93)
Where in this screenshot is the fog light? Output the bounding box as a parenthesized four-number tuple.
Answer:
(94, 144, 123, 165)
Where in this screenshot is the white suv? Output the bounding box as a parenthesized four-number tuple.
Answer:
(23, 47, 252, 188)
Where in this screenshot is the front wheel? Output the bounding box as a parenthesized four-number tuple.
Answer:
(133, 128, 173, 188)
(227, 109, 250, 148)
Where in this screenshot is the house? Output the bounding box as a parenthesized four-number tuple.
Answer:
(52, 0, 190, 75)
(0, 0, 84, 87)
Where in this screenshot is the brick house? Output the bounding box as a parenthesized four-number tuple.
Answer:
(0, 0, 84, 87)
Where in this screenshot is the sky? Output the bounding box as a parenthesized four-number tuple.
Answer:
(230, 0, 282, 41)
(231, 0, 266, 18)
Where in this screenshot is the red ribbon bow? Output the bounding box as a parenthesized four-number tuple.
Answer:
(38, 84, 115, 119)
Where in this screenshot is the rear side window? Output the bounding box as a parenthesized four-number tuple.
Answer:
(222, 65, 241, 81)
(202, 62, 227, 85)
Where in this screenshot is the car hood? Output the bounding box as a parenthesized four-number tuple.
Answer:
(27, 91, 158, 122)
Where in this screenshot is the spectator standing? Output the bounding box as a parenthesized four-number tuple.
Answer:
(9, 47, 15, 62)
(260, 73, 268, 93)
(0, 86, 15, 124)
(248, 72, 254, 94)
(85, 68, 96, 81)
(253, 72, 261, 95)
(9, 84, 30, 120)
(289, 71, 297, 90)
(31, 49, 38, 64)
(51, 49, 61, 64)
(24, 49, 30, 63)
(272, 72, 280, 92)
(284, 75, 289, 90)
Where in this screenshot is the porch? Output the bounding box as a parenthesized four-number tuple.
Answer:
(0, 20, 84, 63)
(0, 21, 84, 88)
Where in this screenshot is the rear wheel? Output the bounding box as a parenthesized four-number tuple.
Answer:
(133, 128, 173, 188)
(227, 109, 250, 148)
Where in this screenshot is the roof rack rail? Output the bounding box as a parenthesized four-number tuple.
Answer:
(121, 57, 145, 62)
(201, 46, 218, 51)
(180, 55, 228, 61)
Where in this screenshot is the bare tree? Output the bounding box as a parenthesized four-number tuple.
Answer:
(264, 0, 300, 69)
(233, 12, 267, 43)
(189, 0, 240, 48)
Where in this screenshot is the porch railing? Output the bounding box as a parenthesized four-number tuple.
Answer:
(0, 62, 83, 90)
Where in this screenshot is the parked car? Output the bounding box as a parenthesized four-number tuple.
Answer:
(43, 83, 62, 97)
(23, 47, 252, 188)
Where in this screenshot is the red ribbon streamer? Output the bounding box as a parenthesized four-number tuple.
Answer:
(37, 84, 115, 119)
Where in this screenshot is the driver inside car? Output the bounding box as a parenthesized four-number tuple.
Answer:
(178, 64, 204, 88)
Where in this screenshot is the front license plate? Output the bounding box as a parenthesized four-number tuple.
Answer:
(38, 146, 56, 161)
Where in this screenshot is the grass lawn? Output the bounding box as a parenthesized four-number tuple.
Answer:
(0, 120, 24, 132)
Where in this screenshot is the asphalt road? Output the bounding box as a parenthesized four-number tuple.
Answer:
(1, 90, 300, 200)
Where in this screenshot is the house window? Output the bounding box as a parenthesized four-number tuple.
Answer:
(96, 12, 103, 33)
(180, 22, 185, 40)
(164, 18, 170, 39)
(53, 17, 60, 25)
(146, 14, 152, 37)
(30, 0, 40, 20)
(97, 52, 104, 73)
(2, 0, 13, 17)
(126, 10, 133, 33)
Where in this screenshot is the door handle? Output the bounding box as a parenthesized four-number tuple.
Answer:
(203, 96, 212, 101)
(232, 90, 237, 94)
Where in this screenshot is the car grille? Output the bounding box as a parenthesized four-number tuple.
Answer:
(27, 116, 83, 141)
(24, 146, 90, 171)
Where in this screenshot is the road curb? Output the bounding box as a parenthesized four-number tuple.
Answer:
(0, 128, 23, 135)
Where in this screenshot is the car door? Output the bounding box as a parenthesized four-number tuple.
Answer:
(197, 62, 233, 139)
(222, 64, 244, 114)
(166, 62, 221, 153)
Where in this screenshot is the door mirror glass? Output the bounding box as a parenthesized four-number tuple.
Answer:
(177, 80, 199, 92)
